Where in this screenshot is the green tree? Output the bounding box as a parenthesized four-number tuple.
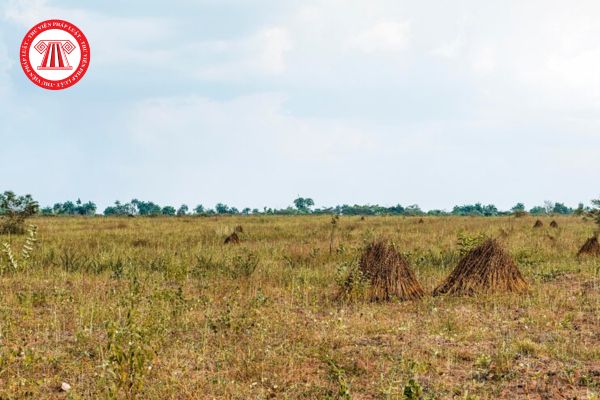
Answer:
(176, 205, 188, 216)
(592, 199, 600, 226)
(293, 197, 315, 213)
(574, 203, 586, 216)
(511, 203, 526, 213)
(131, 199, 161, 216)
(215, 203, 230, 214)
(0, 191, 39, 234)
(104, 201, 136, 216)
(161, 206, 176, 216)
(552, 202, 572, 215)
(529, 206, 546, 215)
(193, 204, 205, 214)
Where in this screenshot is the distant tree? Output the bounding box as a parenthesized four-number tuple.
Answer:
(529, 206, 546, 215)
(177, 204, 189, 216)
(75, 201, 96, 215)
(592, 199, 600, 226)
(50, 199, 96, 215)
(511, 203, 526, 213)
(103, 201, 136, 216)
(0, 191, 39, 234)
(60, 201, 77, 215)
(242, 208, 251, 215)
(193, 204, 205, 214)
(40, 207, 53, 215)
(574, 203, 586, 216)
(552, 202, 572, 215)
(215, 203, 230, 214)
(427, 209, 448, 216)
(388, 204, 405, 214)
(131, 199, 161, 216)
(252, 208, 260, 214)
(293, 197, 315, 213)
(544, 201, 555, 214)
(404, 204, 424, 216)
(161, 206, 176, 216)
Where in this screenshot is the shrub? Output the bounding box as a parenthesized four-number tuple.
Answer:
(0, 191, 39, 234)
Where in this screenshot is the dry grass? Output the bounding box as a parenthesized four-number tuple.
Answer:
(433, 239, 528, 296)
(352, 240, 424, 301)
(0, 215, 599, 399)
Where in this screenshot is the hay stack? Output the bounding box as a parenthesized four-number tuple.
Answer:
(533, 220, 544, 228)
(417, 218, 425, 224)
(577, 237, 600, 257)
(433, 239, 528, 296)
(357, 241, 424, 302)
(550, 220, 559, 228)
(224, 232, 240, 244)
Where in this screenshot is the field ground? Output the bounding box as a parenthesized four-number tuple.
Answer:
(0, 216, 599, 399)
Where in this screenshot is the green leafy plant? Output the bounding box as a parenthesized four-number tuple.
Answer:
(102, 277, 155, 399)
(335, 260, 370, 303)
(456, 231, 486, 256)
(326, 357, 352, 399)
(403, 378, 423, 400)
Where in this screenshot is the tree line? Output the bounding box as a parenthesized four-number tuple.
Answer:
(13, 194, 597, 217)
(2, 190, 600, 235)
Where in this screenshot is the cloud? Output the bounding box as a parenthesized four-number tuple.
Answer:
(127, 93, 377, 163)
(3, 0, 177, 68)
(188, 27, 292, 80)
(0, 32, 13, 100)
(347, 21, 410, 54)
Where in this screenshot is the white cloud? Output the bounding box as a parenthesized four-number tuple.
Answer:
(188, 27, 292, 80)
(347, 21, 410, 54)
(471, 46, 496, 75)
(3, 0, 177, 68)
(0, 33, 13, 100)
(128, 93, 376, 163)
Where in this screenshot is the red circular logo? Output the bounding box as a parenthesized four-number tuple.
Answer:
(20, 19, 90, 90)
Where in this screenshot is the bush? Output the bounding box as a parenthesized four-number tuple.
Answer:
(0, 191, 39, 234)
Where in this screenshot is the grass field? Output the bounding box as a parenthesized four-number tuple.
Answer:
(0, 215, 599, 399)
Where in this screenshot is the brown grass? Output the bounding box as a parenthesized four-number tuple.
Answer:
(433, 238, 528, 296)
(356, 240, 424, 301)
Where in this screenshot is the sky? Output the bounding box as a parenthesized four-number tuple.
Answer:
(0, 0, 599, 212)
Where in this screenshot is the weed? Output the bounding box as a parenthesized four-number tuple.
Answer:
(1, 225, 37, 273)
(326, 357, 352, 399)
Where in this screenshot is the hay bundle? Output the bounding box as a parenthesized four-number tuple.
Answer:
(533, 220, 544, 228)
(550, 220, 558, 228)
(417, 218, 425, 224)
(224, 232, 240, 245)
(433, 239, 528, 296)
(577, 237, 600, 257)
(357, 241, 424, 301)
(234, 225, 244, 233)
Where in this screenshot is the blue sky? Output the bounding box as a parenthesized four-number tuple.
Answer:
(1, 0, 599, 211)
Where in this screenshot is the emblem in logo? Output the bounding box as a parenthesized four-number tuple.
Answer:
(20, 19, 90, 90)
